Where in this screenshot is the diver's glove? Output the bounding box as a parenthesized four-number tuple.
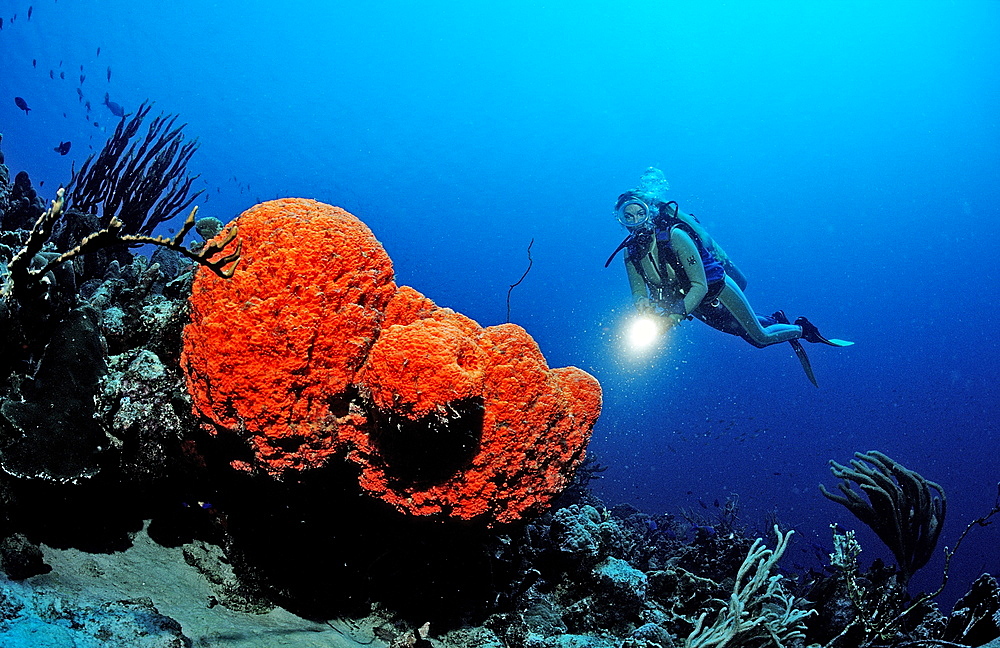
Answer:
(634, 296, 653, 314)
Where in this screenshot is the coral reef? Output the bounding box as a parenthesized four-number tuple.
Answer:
(0, 305, 107, 482)
(97, 349, 188, 483)
(683, 527, 811, 647)
(0, 193, 230, 482)
(1, 107, 237, 483)
(446, 498, 814, 648)
(3, 133, 1000, 648)
(944, 574, 1000, 645)
(820, 450, 946, 585)
(0, 532, 51, 579)
(808, 475, 1000, 648)
(1, 170, 45, 231)
(182, 198, 601, 524)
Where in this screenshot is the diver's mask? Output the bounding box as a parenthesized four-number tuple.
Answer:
(615, 198, 655, 231)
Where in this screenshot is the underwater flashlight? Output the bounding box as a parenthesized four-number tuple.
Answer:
(626, 315, 661, 352)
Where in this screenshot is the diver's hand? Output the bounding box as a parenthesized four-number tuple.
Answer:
(634, 297, 652, 315)
(664, 313, 685, 328)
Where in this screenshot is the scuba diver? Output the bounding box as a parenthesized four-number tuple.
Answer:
(606, 168, 852, 385)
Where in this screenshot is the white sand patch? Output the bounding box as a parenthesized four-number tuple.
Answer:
(25, 523, 385, 647)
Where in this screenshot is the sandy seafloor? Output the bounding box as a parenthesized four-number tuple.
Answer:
(4, 525, 387, 647)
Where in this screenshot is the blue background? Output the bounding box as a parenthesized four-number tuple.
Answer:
(2, 1, 998, 604)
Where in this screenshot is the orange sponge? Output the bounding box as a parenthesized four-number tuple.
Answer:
(182, 198, 602, 523)
(181, 198, 396, 473)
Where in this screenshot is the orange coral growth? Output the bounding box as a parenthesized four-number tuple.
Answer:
(350, 302, 602, 523)
(360, 317, 487, 419)
(359, 287, 486, 419)
(181, 198, 396, 473)
(182, 198, 602, 523)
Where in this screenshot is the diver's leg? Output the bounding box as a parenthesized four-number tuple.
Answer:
(715, 277, 801, 347)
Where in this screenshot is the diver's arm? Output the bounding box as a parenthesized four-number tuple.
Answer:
(670, 228, 709, 315)
(625, 259, 651, 312)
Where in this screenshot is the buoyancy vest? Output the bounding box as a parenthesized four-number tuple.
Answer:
(662, 202, 748, 291)
(624, 217, 725, 295)
(606, 200, 748, 291)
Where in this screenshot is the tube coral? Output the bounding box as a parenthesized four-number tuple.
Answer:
(182, 198, 601, 524)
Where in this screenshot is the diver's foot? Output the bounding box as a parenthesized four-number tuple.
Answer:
(794, 316, 854, 347)
(794, 316, 828, 343)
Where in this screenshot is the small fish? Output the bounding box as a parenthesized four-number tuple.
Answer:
(1, 17, 4, 29)
(93, 121, 99, 127)
(85, 100, 91, 112)
(106, 66, 112, 82)
(14, 96, 30, 114)
(80, 73, 86, 84)
(80, 64, 84, 71)
(62, 112, 66, 118)
(28, 6, 33, 20)
(96, 46, 101, 57)
(76, 87, 83, 99)
(103, 92, 124, 117)
(49, 69, 54, 79)
(32, 59, 37, 68)
(39, 180, 44, 187)
(53, 141, 72, 155)
(59, 71, 65, 79)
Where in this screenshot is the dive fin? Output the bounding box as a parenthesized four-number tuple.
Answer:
(772, 311, 820, 387)
(789, 339, 819, 387)
(794, 316, 854, 347)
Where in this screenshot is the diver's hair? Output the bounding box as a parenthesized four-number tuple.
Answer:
(615, 190, 661, 211)
(615, 191, 637, 210)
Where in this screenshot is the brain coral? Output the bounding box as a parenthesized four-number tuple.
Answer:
(182, 198, 602, 523)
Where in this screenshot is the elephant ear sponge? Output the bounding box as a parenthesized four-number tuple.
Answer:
(182, 198, 602, 524)
(181, 198, 396, 474)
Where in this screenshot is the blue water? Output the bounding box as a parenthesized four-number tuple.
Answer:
(3, 0, 998, 605)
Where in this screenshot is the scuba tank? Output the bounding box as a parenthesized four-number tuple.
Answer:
(659, 201, 748, 291)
